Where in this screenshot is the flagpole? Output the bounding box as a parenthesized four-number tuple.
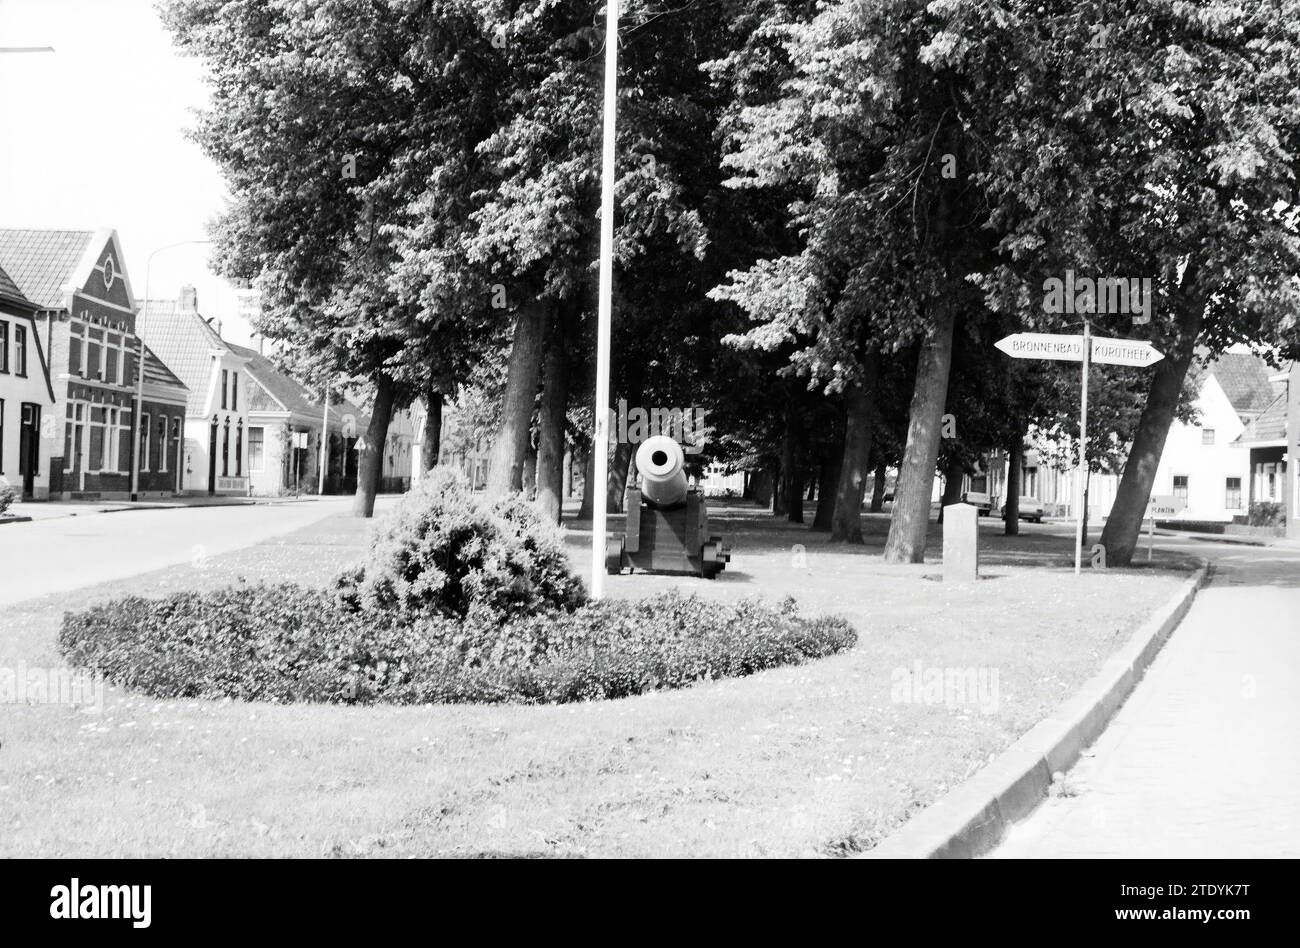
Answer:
(1075, 319, 1090, 575)
(591, 0, 619, 599)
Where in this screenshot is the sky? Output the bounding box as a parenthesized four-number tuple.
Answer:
(0, 0, 255, 345)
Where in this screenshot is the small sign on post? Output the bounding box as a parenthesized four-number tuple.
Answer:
(943, 502, 979, 583)
(1145, 493, 1188, 560)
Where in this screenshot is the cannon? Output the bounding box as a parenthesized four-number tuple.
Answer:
(605, 434, 731, 579)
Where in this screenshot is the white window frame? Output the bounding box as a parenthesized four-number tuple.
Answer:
(158, 415, 169, 473)
(139, 411, 151, 472)
(249, 425, 265, 473)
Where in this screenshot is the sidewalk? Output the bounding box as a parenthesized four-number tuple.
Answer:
(992, 546, 1300, 857)
(5, 493, 331, 523)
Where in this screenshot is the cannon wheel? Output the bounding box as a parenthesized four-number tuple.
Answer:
(605, 538, 625, 575)
(701, 542, 726, 579)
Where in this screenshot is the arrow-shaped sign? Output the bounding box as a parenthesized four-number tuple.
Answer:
(1090, 338, 1164, 368)
(995, 332, 1086, 361)
(995, 333, 1163, 367)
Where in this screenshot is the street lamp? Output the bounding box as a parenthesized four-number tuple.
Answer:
(130, 239, 212, 501)
(590, 0, 619, 599)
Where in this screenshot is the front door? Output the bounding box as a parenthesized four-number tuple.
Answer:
(19, 403, 39, 499)
(208, 419, 217, 495)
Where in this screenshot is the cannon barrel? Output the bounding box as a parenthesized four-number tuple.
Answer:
(636, 435, 688, 506)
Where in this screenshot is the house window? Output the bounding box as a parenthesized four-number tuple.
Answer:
(0, 397, 5, 472)
(249, 426, 265, 472)
(222, 416, 230, 476)
(14, 325, 26, 376)
(1225, 477, 1242, 509)
(221, 369, 228, 409)
(0, 321, 8, 373)
(87, 340, 102, 380)
(111, 408, 128, 472)
(1202, 428, 1215, 446)
(232, 372, 238, 411)
(157, 416, 169, 473)
(235, 419, 243, 476)
(1173, 475, 1189, 502)
(69, 334, 82, 377)
(64, 403, 83, 473)
(139, 412, 151, 472)
(88, 407, 106, 472)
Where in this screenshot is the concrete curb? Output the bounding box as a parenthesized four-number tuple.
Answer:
(863, 561, 1210, 859)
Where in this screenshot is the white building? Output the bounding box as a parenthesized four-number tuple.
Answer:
(136, 287, 254, 496)
(1024, 352, 1276, 523)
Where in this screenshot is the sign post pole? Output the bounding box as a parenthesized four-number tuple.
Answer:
(1074, 319, 1090, 576)
(590, 0, 620, 600)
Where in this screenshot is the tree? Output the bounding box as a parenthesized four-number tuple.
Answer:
(965, 1, 1300, 565)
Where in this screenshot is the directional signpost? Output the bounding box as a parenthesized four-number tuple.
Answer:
(997, 326, 1165, 575)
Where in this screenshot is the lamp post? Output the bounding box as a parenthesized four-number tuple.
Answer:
(130, 239, 212, 501)
(590, 0, 619, 599)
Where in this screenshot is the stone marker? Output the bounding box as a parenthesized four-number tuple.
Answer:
(943, 502, 978, 583)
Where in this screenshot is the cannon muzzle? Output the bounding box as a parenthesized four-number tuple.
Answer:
(636, 434, 688, 506)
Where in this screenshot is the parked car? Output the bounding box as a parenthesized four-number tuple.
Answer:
(960, 490, 994, 515)
(1001, 496, 1045, 523)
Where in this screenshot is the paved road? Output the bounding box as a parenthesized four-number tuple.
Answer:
(0, 499, 354, 607)
(993, 536, 1300, 858)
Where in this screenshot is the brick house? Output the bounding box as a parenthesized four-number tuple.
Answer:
(0, 229, 189, 499)
(0, 263, 55, 500)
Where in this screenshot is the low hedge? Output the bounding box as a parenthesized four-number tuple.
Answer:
(60, 584, 856, 705)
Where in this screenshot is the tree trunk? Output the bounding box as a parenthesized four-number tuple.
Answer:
(830, 353, 881, 542)
(578, 443, 596, 519)
(870, 458, 887, 512)
(420, 387, 442, 472)
(1004, 436, 1023, 536)
(485, 300, 547, 499)
(772, 452, 787, 516)
(884, 305, 958, 562)
(534, 305, 572, 522)
(782, 403, 804, 523)
(608, 440, 633, 513)
(938, 456, 964, 523)
(562, 445, 573, 499)
(521, 443, 537, 497)
(1099, 297, 1204, 565)
(811, 443, 843, 531)
(352, 371, 396, 518)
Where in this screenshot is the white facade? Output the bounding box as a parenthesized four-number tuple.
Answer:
(1148, 374, 1249, 521)
(0, 309, 54, 500)
(179, 352, 254, 495)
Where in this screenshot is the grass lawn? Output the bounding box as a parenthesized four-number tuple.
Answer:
(1, 501, 1197, 857)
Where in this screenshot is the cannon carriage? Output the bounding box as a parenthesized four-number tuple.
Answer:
(604, 435, 730, 579)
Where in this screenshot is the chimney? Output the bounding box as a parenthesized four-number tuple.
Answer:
(180, 284, 198, 311)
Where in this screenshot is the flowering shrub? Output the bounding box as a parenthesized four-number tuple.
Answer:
(0, 476, 15, 516)
(335, 467, 586, 622)
(60, 586, 856, 705)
